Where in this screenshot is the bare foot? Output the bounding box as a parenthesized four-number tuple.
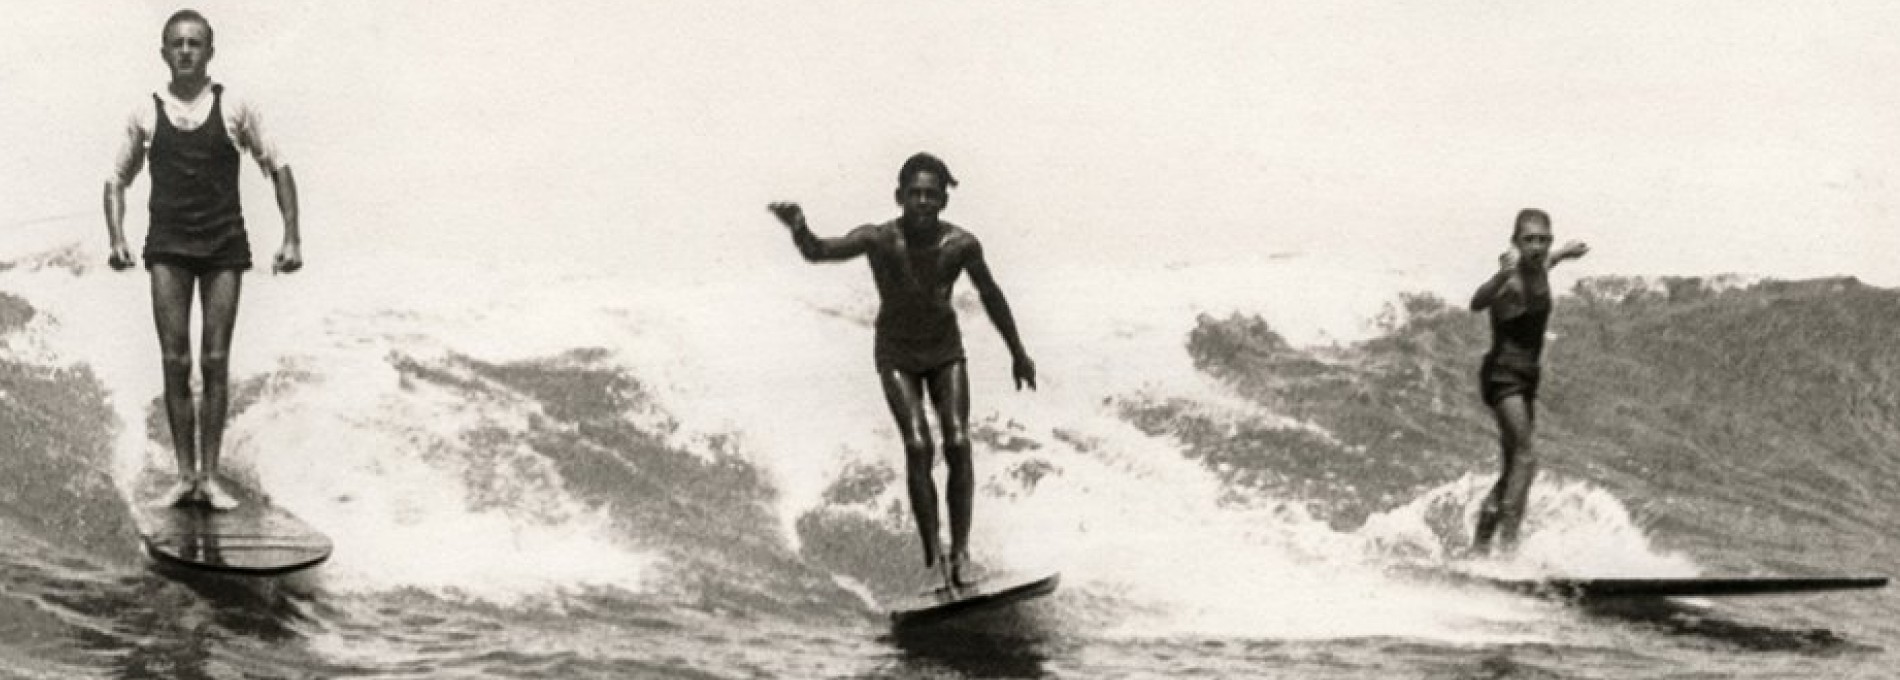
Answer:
(927, 561, 960, 598)
(947, 550, 979, 589)
(930, 550, 982, 596)
(158, 479, 198, 508)
(200, 478, 240, 511)
(920, 545, 963, 598)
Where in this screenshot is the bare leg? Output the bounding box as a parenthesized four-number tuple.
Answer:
(1496, 398, 1538, 548)
(149, 264, 199, 505)
(926, 361, 974, 585)
(879, 368, 941, 570)
(1473, 394, 1537, 555)
(197, 269, 242, 510)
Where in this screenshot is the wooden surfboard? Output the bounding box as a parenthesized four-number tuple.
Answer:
(131, 472, 332, 576)
(1394, 564, 1887, 600)
(889, 572, 1060, 628)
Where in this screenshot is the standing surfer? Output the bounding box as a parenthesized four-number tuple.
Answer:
(103, 10, 303, 510)
(769, 153, 1036, 591)
(1469, 209, 1587, 554)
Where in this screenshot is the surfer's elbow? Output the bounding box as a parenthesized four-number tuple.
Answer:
(795, 242, 831, 262)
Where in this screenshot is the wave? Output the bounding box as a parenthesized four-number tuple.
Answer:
(4, 238, 1893, 650)
(1179, 275, 1900, 576)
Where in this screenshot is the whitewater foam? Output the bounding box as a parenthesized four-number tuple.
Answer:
(1358, 472, 1702, 579)
(1, 248, 661, 606)
(1, 235, 1701, 636)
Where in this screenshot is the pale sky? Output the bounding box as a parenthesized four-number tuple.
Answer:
(4, 1, 1897, 287)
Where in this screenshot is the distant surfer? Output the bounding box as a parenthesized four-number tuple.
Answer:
(769, 153, 1036, 592)
(103, 10, 303, 510)
(1469, 209, 1587, 554)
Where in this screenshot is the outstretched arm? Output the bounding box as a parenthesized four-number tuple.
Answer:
(963, 241, 1036, 390)
(270, 167, 302, 273)
(1548, 240, 1589, 269)
(768, 202, 871, 262)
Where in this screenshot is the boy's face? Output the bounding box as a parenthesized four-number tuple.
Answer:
(161, 20, 214, 81)
(896, 171, 949, 222)
(1513, 219, 1553, 268)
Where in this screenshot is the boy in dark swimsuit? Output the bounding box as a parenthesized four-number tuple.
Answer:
(103, 10, 304, 510)
(1469, 208, 1586, 554)
(769, 153, 1036, 591)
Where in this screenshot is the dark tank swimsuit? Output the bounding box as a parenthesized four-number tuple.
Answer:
(868, 220, 966, 375)
(1480, 275, 1551, 406)
(144, 84, 252, 274)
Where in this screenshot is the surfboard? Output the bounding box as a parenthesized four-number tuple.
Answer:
(889, 572, 1060, 627)
(130, 473, 332, 576)
(1395, 565, 1887, 600)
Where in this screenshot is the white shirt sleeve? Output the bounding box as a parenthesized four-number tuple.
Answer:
(224, 91, 288, 176)
(109, 85, 289, 185)
(105, 103, 153, 188)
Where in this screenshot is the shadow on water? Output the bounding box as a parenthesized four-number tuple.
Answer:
(145, 560, 323, 639)
(879, 607, 1057, 679)
(85, 563, 331, 679)
(1579, 597, 1881, 654)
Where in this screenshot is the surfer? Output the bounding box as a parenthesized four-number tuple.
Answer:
(1468, 209, 1587, 554)
(769, 153, 1036, 592)
(103, 10, 303, 510)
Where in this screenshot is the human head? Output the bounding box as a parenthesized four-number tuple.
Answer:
(897, 153, 958, 191)
(895, 152, 956, 222)
(162, 9, 214, 45)
(1511, 208, 1553, 267)
(160, 10, 215, 81)
(1512, 208, 1549, 239)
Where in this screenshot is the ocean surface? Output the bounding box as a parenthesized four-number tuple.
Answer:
(1, 238, 1896, 679)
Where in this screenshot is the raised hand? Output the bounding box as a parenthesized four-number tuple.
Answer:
(767, 202, 806, 230)
(1498, 247, 1521, 273)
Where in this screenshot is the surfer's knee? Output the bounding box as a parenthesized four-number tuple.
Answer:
(901, 435, 935, 468)
(200, 351, 230, 383)
(943, 432, 973, 471)
(1512, 441, 1540, 467)
(1478, 495, 1502, 515)
(160, 351, 193, 378)
(1498, 494, 1524, 512)
(1495, 476, 1537, 512)
(940, 428, 971, 457)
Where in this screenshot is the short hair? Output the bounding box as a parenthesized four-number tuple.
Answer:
(897, 152, 958, 189)
(1512, 208, 1550, 238)
(162, 9, 213, 45)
